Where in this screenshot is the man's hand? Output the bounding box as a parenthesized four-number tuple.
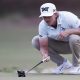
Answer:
(58, 30, 70, 40)
(42, 54, 50, 62)
(58, 28, 80, 40)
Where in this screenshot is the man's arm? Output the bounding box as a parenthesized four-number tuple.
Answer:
(66, 28, 80, 35)
(39, 36, 50, 62)
(59, 28, 80, 40)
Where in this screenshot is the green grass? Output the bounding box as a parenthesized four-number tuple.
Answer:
(0, 27, 39, 71)
(0, 26, 55, 72)
(0, 18, 79, 80)
(0, 25, 73, 73)
(0, 74, 80, 80)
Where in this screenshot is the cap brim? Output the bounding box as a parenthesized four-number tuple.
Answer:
(39, 12, 54, 17)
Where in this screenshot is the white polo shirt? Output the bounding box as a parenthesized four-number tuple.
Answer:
(39, 11, 80, 41)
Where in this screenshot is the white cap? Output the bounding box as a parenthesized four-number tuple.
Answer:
(39, 3, 56, 17)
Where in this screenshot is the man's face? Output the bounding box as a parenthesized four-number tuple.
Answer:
(43, 14, 57, 26)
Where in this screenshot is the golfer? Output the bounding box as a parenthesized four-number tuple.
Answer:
(32, 3, 80, 74)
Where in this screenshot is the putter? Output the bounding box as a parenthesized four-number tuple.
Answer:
(17, 57, 49, 77)
(17, 60, 43, 77)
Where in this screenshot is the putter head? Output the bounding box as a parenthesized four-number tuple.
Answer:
(17, 70, 26, 77)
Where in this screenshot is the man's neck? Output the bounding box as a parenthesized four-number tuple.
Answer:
(51, 19, 57, 29)
(51, 24, 57, 29)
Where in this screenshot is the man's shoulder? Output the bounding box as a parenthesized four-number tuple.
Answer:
(58, 11, 78, 21)
(39, 20, 47, 26)
(59, 11, 77, 17)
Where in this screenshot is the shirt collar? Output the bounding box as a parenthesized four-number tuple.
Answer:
(57, 13, 62, 26)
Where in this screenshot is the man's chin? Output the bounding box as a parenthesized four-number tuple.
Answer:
(48, 24, 51, 26)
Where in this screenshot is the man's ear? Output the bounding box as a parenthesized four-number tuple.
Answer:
(54, 12, 59, 18)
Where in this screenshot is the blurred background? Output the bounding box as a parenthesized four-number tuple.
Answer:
(0, 0, 80, 73)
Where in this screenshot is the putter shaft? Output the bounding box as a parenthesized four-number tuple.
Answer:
(26, 61, 43, 73)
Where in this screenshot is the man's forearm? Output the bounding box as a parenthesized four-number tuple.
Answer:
(66, 28, 80, 35)
(39, 36, 49, 57)
(40, 47, 48, 56)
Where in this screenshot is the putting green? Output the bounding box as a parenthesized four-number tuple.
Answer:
(0, 73, 80, 80)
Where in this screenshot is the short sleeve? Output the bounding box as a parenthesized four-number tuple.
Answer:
(65, 12, 80, 28)
(38, 20, 48, 37)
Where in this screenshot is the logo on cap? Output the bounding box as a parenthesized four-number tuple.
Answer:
(41, 7, 49, 12)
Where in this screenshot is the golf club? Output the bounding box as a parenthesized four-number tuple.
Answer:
(17, 57, 50, 77)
